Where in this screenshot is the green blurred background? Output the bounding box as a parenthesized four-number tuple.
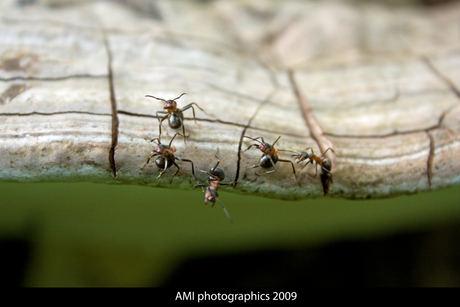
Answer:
(0, 181, 459, 286)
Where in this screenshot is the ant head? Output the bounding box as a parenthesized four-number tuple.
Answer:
(295, 152, 310, 163)
(163, 100, 177, 110)
(258, 142, 274, 154)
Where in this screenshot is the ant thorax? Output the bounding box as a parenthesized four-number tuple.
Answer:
(155, 144, 175, 155)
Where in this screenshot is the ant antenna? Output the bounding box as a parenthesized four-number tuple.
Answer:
(216, 198, 233, 224)
(243, 136, 264, 144)
(271, 135, 281, 147)
(145, 95, 167, 102)
(172, 93, 187, 101)
(145, 137, 161, 146)
(145, 92, 187, 102)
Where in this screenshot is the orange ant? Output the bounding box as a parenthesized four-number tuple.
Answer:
(145, 93, 206, 142)
(243, 136, 299, 185)
(286, 147, 336, 177)
(194, 159, 233, 223)
(284, 147, 336, 195)
(141, 132, 197, 182)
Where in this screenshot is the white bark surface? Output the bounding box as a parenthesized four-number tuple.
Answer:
(0, 0, 459, 199)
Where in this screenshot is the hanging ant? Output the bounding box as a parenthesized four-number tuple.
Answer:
(243, 136, 299, 185)
(194, 159, 233, 223)
(145, 93, 206, 142)
(285, 147, 336, 195)
(141, 132, 198, 182)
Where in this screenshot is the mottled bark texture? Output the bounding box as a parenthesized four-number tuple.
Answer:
(0, 0, 459, 199)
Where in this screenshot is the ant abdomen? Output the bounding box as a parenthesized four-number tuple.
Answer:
(322, 158, 332, 173)
(260, 154, 278, 169)
(155, 156, 174, 170)
(210, 167, 225, 181)
(168, 111, 184, 129)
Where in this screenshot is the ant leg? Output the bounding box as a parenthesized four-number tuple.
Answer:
(278, 149, 300, 155)
(260, 158, 277, 175)
(157, 156, 170, 179)
(181, 103, 208, 124)
(194, 183, 207, 193)
(156, 110, 168, 123)
(177, 158, 198, 180)
(169, 160, 181, 182)
(168, 132, 184, 147)
(211, 160, 220, 172)
(218, 182, 233, 187)
(158, 114, 169, 139)
(181, 122, 187, 144)
(313, 162, 319, 178)
(244, 144, 260, 152)
(141, 153, 159, 169)
(300, 160, 312, 173)
(321, 148, 336, 159)
(147, 137, 161, 145)
(278, 158, 301, 186)
(271, 136, 281, 147)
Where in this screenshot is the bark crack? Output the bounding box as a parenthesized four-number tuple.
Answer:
(233, 89, 277, 188)
(324, 112, 449, 138)
(288, 70, 337, 171)
(0, 74, 107, 82)
(426, 131, 435, 188)
(0, 111, 111, 117)
(103, 36, 119, 178)
(422, 56, 460, 99)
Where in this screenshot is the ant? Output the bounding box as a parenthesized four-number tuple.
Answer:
(286, 147, 336, 195)
(145, 93, 206, 142)
(141, 132, 197, 182)
(243, 136, 299, 185)
(287, 147, 336, 177)
(194, 159, 233, 223)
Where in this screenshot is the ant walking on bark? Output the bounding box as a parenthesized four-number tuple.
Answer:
(284, 147, 336, 195)
(243, 136, 299, 185)
(145, 93, 207, 143)
(286, 147, 336, 177)
(195, 159, 233, 223)
(141, 132, 197, 182)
